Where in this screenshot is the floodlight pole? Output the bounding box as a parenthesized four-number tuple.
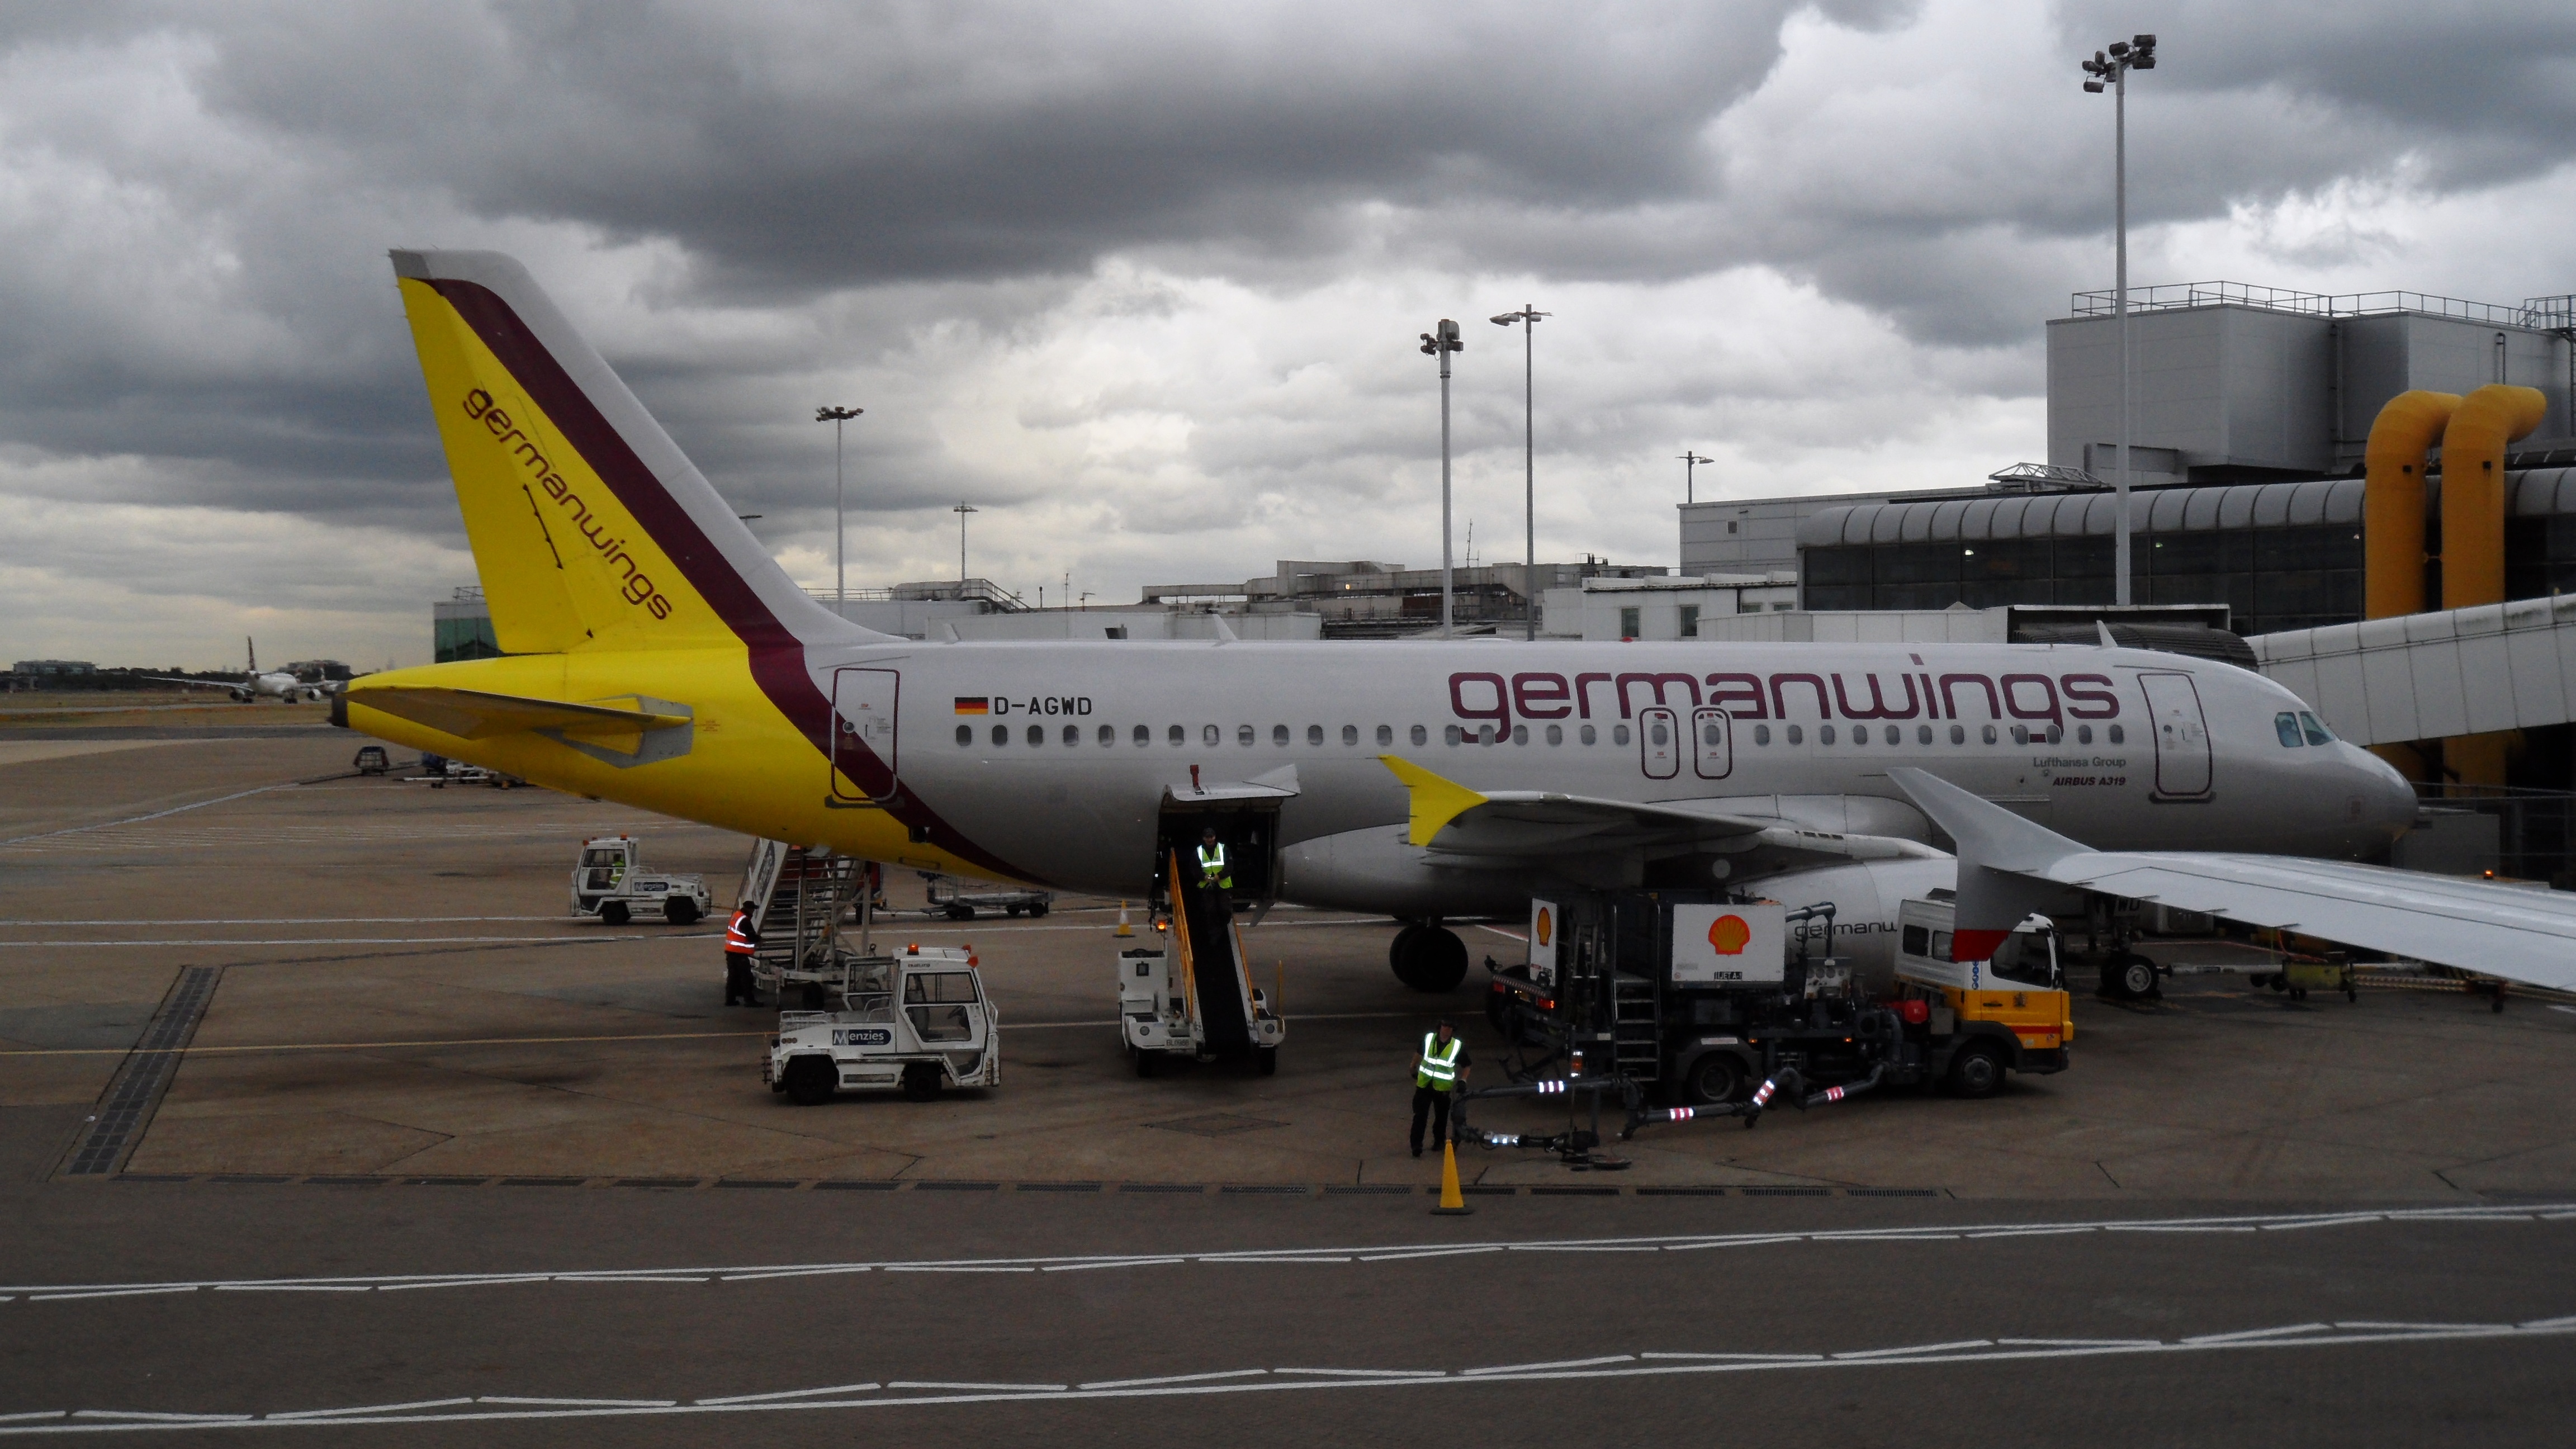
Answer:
(952, 501, 978, 584)
(1493, 305, 1550, 640)
(2085, 34, 2154, 608)
(1679, 451, 1713, 506)
(1421, 320, 1465, 636)
(816, 406, 863, 610)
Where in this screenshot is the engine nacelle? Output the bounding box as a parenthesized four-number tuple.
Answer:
(1745, 857, 1959, 992)
(1277, 827, 1536, 920)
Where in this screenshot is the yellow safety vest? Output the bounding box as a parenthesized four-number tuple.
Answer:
(1196, 843, 1229, 886)
(1415, 1033, 1462, 1090)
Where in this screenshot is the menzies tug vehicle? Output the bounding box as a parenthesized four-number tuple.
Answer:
(339, 249, 2576, 1001)
(570, 835, 710, 925)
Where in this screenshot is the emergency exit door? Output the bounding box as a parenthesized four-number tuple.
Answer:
(1639, 707, 1679, 779)
(1691, 707, 1733, 780)
(2139, 671, 2212, 800)
(830, 667, 899, 803)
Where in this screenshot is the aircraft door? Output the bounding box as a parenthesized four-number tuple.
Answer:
(830, 667, 900, 803)
(1690, 707, 1733, 780)
(1639, 707, 1679, 780)
(2139, 671, 2212, 800)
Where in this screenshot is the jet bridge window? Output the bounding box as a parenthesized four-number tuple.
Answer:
(2299, 712, 2333, 745)
(2274, 712, 2303, 747)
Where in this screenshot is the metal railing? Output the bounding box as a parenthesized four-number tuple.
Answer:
(2070, 281, 2545, 328)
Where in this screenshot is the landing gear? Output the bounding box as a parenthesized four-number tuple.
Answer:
(1390, 922, 1469, 992)
(2103, 951, 2159, 1001)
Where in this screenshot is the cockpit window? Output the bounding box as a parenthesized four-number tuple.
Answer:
(2274, 712, 2304, 747)
(2298, 711, 2333, 745)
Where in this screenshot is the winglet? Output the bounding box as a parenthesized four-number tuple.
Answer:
(2096, 621, 2119, 648)
(1377, 756, 1488, 847)
(1888, 767, 2090, 962)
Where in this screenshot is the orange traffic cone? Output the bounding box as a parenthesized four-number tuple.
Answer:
(1432, 1138, 1474, 1215)
(1115, 900, 1134, 937)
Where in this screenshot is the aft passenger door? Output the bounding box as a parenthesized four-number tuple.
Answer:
(2139, 671, 2213, 801)
(1639, 707, 1679, 780)
(830, 667, 900, 803)
(1691, 707, 1732, 780)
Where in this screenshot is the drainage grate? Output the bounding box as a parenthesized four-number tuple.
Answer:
(1741, 1186, 1830, 1196)
(62, 966, 221, 1177)
(1846, 1187, 1940, 1197)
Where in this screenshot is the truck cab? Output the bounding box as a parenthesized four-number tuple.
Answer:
(1894, 894, 2073, 1093)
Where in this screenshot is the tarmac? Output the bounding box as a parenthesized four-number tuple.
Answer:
(2, 714, 2573, 1442)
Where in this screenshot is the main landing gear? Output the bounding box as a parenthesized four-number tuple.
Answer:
(1390, 921, 1469, 992)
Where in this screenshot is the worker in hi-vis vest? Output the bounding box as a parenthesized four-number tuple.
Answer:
(1195, 826, 1231, 889)
(723, 899, 760, 1007)
(1409, 1018, 1472, 1157)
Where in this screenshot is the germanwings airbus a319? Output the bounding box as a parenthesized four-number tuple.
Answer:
(342, 250, 2576, 996)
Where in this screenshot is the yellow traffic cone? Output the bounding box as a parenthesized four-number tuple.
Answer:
(1115, 900, 1134, 937)
(1431, 1138, 1474, 1215)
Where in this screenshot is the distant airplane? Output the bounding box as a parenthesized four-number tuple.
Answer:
(337, 249, 2576, 996)
(145, 638, 335, 703)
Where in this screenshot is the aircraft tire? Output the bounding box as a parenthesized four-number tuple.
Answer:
(782, 1057, 835, 1106)
(1388, 924, 1427, 988)
(2113, 953, 2158, 1000)
(599, 901, 630, 927)
(1403, 928, 1469, 993)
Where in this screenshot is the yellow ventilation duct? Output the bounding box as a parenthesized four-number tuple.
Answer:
(2437, 383, 2547, 789)
(2362, 390, 2458, 619)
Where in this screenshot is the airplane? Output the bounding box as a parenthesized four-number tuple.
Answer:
(145, 638, 337, 703)
(340, 249, 2576, 1000)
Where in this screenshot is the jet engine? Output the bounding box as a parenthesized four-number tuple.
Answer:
(1733, 856, 1958, 991)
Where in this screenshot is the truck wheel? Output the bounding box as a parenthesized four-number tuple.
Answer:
(947, 905, 974, 921)
(1005, 905, 1022, 917)
(1683, 1052, 1744, 1106)
(782, 1057, 836, 1106)
(599, 901, 629, 927)
(1136, 1050, 1158, 1078)
(1947, 1043, 2005, 1100)
(901, 1062, 942, 1101)
(1029, 902, 1049, 918)
(1256, 1046, 1278, 1077)
(665, 898, 700, 925)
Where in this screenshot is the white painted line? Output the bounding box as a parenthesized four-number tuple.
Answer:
(882, 1266, 1035, 1274)
(476, 1396, 676, 1408)
(883, 1381, 1067, 1393)
(265, 1399, 476, 1419)
(376, 1278, 552, 1292)
(1475, 926, 1528, 942)
(1639, 1352, 1824, 1361)
(29, 1287, 197, 1303)
(1638, 1341, 1824, 1351)
(1661, 1235, 1809, 1251)
(1272, 1368, 1448, 1378)
(2258, 1216, 2389, 1232)
(1505, 1244, 1661, 1253)
(2123, 1225, 2262, 1234)
(0, 784, 290, 847)
(1078, 1370, 1269, 1390)
(1993, 1338, 2161, 1348)
(1806, 1232, 1960, 1242)
(2330, 1321, 2509, 1333)
(1964, 1227, 2098, 1239)
(1205, 1256, 1352, 1264)
(1357, 1247, 1505, 1263)
(2548, 1005, 2576, 1016)
(694, 1384, 881, 1406)
(212, 1284, 374, 1294)
(1832, 1339, 1993, 1359)
(1462, 1355, 1634, 1375)
(2182, 1323, 2331, 1345)
(70, 1412, 254, 1423)
(718, 1268, 872, 1283)
(1043, 1258, 1187, 1273)
(2519, 1314, 2576, 1329)
(548, 1275, 709, 1285)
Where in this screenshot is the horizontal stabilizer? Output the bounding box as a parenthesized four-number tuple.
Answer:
(353, 686, 689, 742)
(1891, 766, 2576, 992)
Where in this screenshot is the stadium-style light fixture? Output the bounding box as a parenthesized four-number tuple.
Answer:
(1420, 319, 1465, 636)
(815, 405, 864, 609)
(2081, 32, 2157, 606)
(1491, 305, 1550, 641)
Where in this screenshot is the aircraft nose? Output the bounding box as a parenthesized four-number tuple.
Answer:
(2353, 747, 2421, 841)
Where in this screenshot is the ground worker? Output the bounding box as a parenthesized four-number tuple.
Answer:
(1194, 826, 1232, 920)
(723, 899, 760, 1006)
(1409, 1018, 1471, 1157)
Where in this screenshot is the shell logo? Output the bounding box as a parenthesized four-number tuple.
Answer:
(1534, 907, 1553, 948)
(1707, 914, 1752, 955)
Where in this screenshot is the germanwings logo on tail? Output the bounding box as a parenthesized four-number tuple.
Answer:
(461, 387, 676, 622)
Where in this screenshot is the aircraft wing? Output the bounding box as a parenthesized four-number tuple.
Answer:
(136, 676, 235, 690)
(352, 686, 690, 742)
(1888, 766, 2576, 993)
(1376, 756, 1944, 876)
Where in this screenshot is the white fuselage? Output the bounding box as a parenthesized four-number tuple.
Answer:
(794, 637, 2418, 918)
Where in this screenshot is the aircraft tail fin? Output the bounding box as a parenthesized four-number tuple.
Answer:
(246, 637, 257, 675)
(388, 249, 885, 655)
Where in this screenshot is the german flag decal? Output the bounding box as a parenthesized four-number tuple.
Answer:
(953, 697, 990, 715)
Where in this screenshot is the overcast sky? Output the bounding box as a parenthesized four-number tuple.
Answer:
(4, 0, 2573, 668)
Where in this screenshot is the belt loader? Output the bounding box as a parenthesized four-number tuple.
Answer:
(1116, 843, 1284, 1078)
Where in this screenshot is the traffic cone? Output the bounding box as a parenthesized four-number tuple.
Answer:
(1431, 1138, 1474, 1216)
(1115, 901, 1134, 937)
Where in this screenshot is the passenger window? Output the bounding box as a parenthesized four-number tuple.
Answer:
(1272, 724, 1289, 746)
(1949, 724, 1964, 745)
(1064, 724, 1080, 746)
(1916, 724, 1932, 745)
(1649, 721, 1669, 746)
(2011, 725, 2029, 745)
(1168, 724, 1185, 745)
(1546, 724, 1563, 746)
(1410, 724, 1428, 746)
(1753, 724, 1770, 745)
(956, 724, 972, 746)
(1098, 724, 1115, 746)
(1445, 725, 1463, 746)
(2299, 712, 2333, 745)
(1982, 724, 1997, 745)
(1135, 724, 1151, 746)
(1850, 727, 1864, 747)
(992, 724, 1008, 746)
(1884, 725, 1901, 745)
(1821, 725, 1838, 745)
(2045, 724, 2062, 745)
(1342, 724, 1358, 746)
(1204, 724, 1220, 746)
(2108, 723, 2124, 745)
(1377, 724, 1394, 746)
(1512, 725, 1528, 745)
(1580, 724, 1598, 745)
(1308, 724, 1324, 746)
(1704, 722, 1722, 747)
(2077, 724, 2093, 745)
(2274, 712, 2303, 747)
(1612, 724, 1631, 746)
(1786, 724, 1802, 745)
(1238, 724, 1256, 747)
(1027, 724, 1044, 746)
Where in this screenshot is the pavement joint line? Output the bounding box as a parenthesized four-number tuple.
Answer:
(8, 1204, 2568, 1299)
(0, 783, 292, 847)
(16, 1320, 2576, 1432)
(56, 965, 221, 1177)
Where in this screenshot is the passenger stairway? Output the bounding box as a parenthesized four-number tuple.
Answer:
(738, 840, 869, 998)
(1170, 851, 1255, 1057)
